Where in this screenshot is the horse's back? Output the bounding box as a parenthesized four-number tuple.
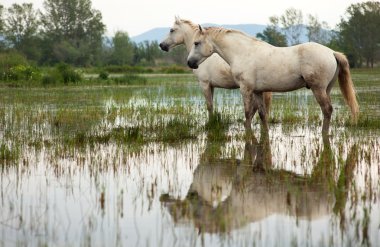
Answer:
(297, 42, 335, 62)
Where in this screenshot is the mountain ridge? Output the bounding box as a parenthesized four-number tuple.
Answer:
(131, 23, 268, 43)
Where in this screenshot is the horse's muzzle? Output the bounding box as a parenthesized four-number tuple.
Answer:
(187, 59, 198, 69)
(159, 43, 169, 52)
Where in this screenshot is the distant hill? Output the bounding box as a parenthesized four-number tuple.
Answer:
(131, 23, 267, 43)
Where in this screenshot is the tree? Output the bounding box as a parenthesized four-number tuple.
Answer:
(0, 5, 5, 50)
(339, 1, 380, 68)
(307, 14, 331, 44)
(164, 45, 188, 65)
(280, 8, 304, 45)
(256, 16, 287, 47)
(133, 40, 162, 65)
(4, 3, 41, 60)
(326, 31, 359, 68)
(0, 5, 4, 32)
(110, 31, 134, 65)
(40, 0, 105, 65)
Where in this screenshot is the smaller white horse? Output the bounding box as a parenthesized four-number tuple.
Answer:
(159, 17, 272, 118)
(187, 25, 359, 133)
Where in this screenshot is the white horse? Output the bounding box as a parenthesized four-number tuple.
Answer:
(187, 25, 359, 133)
(159, 17, 272, 118)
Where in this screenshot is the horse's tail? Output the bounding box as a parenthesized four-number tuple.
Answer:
(334, 52, 359, 123)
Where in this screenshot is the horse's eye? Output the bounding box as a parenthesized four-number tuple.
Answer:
(170, 29, 175, 33)
(194, 41, 200, 46)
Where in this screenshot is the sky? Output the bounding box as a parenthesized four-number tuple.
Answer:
(2, 0, 366, 36)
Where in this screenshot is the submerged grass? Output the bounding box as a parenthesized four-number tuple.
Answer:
(205, 112, 233, 141)
(346, 114, 380, 129)
(65, 126, 144, 146)
(0, 69, 378, 153)
(0, 69, 378, 156)
(159, 118, 198, 143)
(0, 143, 19, 165)
(0, 71, 379, 246)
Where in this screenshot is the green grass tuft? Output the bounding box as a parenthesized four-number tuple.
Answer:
(0, 143, 19, 165)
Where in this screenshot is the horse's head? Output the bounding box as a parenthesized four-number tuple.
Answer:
(159, 16, 187, 52)
(187, 25, 214, 69)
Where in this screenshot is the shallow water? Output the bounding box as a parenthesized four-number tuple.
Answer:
(0, 78, 379, 247)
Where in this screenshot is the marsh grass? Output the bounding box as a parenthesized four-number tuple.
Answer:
(63, 126, 145, 147)
(158, 117, 198, 143)
(30, 88, 205, 147)
(205, 112, 232, 130)
(204, 112, 233, 141)
(346, 114, 380, 129)
(111, 74, 147, 85)
(0, 143, 19, 165)
(2, 70, 377, 151)
(269, 94, 322, 126)
(0, 71, 379, 246)
(0, 70, 378, 153)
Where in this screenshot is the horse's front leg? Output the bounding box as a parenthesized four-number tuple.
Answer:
(240, 86, 257, 131)
(200, 80, 214, 117)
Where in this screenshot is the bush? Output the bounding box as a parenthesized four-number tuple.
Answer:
(0, 51, 28, 68)
(8, 65, 41, 81)
(112, 74, 147, 85)
(0, 51, 41, 82)
(158, 65, 189, 74)
(41, 74, 57, 86)
(104, 65, 153, 74)
(41, 63, 82, 85)
(98, 70, 109, 80)
(56, 63, 82, 84)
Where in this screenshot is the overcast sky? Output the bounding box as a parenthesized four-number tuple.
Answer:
(2, 0, 365, 36)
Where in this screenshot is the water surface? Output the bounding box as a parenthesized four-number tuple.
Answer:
(0, 76, 379, 247)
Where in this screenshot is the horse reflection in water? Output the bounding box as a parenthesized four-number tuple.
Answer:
(161, 132, 358, 233)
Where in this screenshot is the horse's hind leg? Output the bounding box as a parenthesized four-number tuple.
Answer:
(312, 88, 333, 134)
(263, 92, 272, 119)
(240, 86, 256, 130)
(255, 92, 269, 132)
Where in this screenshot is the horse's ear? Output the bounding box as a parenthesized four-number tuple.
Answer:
(175, 16, 180, 24)
(198, 25, 203, 33)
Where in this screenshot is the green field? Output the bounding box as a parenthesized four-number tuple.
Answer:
(0, 69, 379, 246)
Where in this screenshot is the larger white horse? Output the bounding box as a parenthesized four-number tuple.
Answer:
(159, 17, 272, 118)
(187, 25, 359, 133)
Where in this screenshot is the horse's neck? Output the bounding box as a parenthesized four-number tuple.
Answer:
(212, 32, 260, 66)
(182, 25, 197, 52)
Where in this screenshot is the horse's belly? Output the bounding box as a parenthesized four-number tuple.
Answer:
(256, 76, 305, 92)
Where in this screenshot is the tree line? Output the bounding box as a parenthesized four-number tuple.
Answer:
(256, 2, 380, 68)
(0, 0, 379, 68)
(0, 0, 186, 67)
